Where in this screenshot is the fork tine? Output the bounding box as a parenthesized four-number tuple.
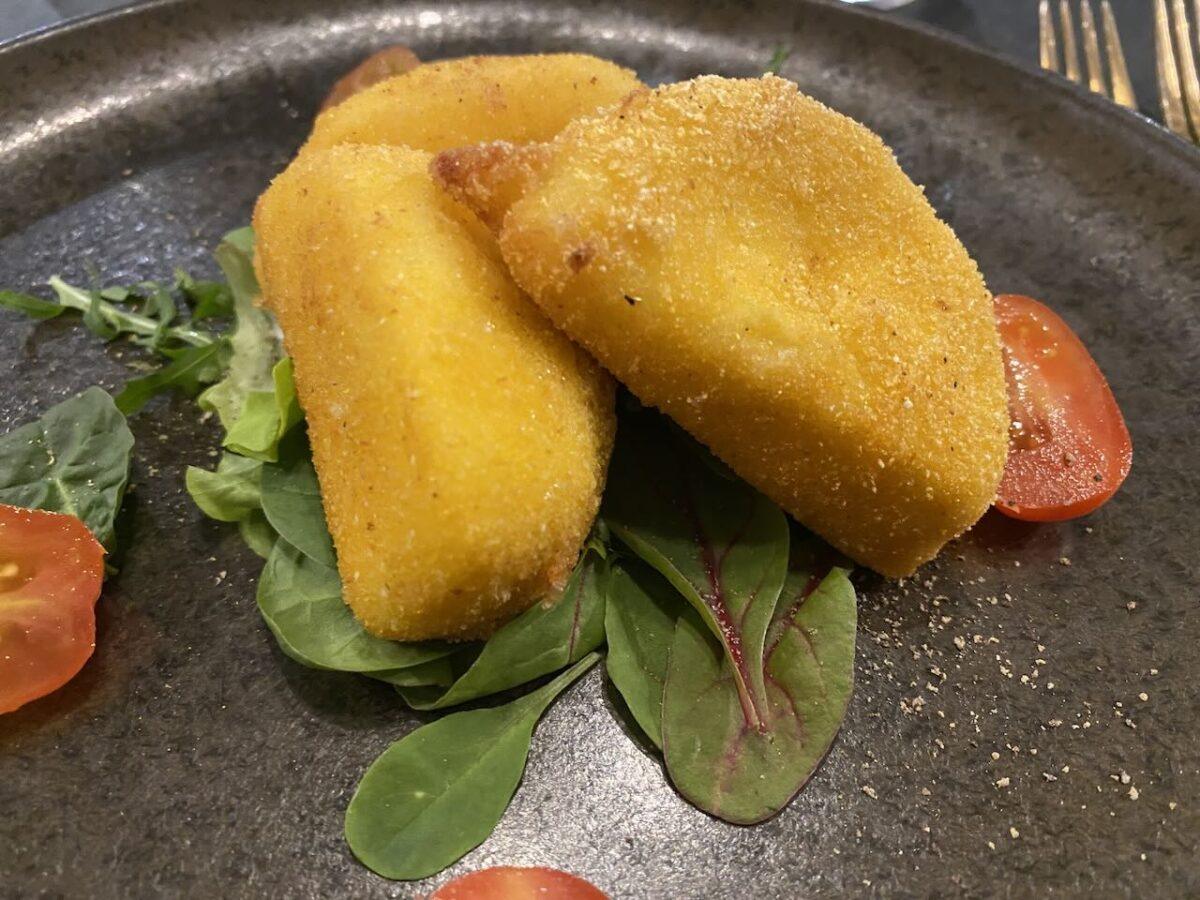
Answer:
(1170, 0, 1200, 137)
(1156, 0, 1191, 136)
(1058, 0, 1083, 82)
(1039, 0, 1060, 72)
(1079, 1, 1108, 95)
(1101, 1, 1137, 109)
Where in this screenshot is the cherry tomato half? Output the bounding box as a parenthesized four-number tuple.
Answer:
(319, 45, 421, 113)
(0, 504, 105, 714)
(994, 294, 1132, 522)
(430, 866, 608, 900)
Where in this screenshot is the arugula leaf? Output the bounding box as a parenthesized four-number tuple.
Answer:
(47, 276, 215, 348)
(764, 46, 792, 75)
(603, 558, 687, 749)
(114, 341, 227, 415)
(222, 357, 303, 462)
(141, 281, 179, 350)
(99, 286, 131, 302)
(259, 430, 336, 567)
(176, 270, 234, 320)
(185, 453, 263, 523)
(256, 540, 453, 673)
(661, 543, 856, 824)
(396, 548, 607, 710)
(198, 228, 280, 429)
(0, 290, 65, 319)
(603, 412, 789, 732)
(345, 652, 601, 880)
(0, 387, 134, 548)
(237, 511, 277, 559)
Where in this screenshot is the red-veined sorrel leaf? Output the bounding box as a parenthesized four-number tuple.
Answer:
(603, 411, 789, 732)
(661, 533, 856, 824)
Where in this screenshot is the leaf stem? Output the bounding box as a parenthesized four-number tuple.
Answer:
(48, 276, 217, 347)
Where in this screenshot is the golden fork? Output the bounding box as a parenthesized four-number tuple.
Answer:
(1153, 0, 1200, 141)
(1038, 0, 1136, 109)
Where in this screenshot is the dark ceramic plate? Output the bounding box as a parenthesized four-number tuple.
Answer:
(1, 1, 1198, 897)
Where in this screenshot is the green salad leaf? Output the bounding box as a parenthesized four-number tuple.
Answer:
(237, 511, 277, 559)
(370, 655, 464, 689)
(661, 541, 856, 824)
(114, 341, 227, 415)
(0, 238, 282, 417)
(256, 540, 454, 673)
(0, 387, 134, 548)
(198, 228, 280, 429)
(764, 46, 792, 75)
(45, 276, 216, 348)
(345, 652, 601, 880)
(176, 270, 233, 320)
(185, 453, 263, 523)
(396, 548, 607, 710)
(222, 357, 303, 462)
(0, 289, 66, 319)
(603, 558, 687, 749)
(259, 430, 336, 567)
(604, 412, 790, 733)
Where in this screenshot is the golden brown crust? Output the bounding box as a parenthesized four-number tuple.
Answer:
(305, 53, 642, 154)
(431, 141, 552, 232)
(487, 75, 1009, 576)
(253, 145, 615, 640)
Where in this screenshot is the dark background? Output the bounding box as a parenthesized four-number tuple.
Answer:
(0, 0, 1173, 124)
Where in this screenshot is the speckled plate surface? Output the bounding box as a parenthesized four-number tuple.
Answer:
(1, 1, 1198, 897)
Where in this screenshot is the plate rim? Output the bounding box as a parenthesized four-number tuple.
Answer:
(2, 0, 1198, 173)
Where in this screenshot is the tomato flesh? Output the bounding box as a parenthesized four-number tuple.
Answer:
(994, 294, 1132, 521)
(430, 866, 608, 900)
(0, 505, 105, 714)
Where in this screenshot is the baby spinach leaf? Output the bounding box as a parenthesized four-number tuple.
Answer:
(603, 558, 687, 749)
(238, 511, 276, 559)
(397, 549, 607, 711)
(0, 289, 65, 319)
(259, 430, 336, 567)
(186, 453, 263, 523)
(222, 357, 303, 462)
(198, 228, 280, 430)
(0, 387, 134, 548)
(114, 341, 227, 414)
(661, 549, 856, 825)
(256, 540, 453, 673)
(345, 651, 601, 880)
(370, 654, 465, 689)
(604, 413, 789, 732)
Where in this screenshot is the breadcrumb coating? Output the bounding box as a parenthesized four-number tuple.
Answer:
(305, 53, 641, 153)
(442, 75, 1009, 576)
(254, 145, 615, 639)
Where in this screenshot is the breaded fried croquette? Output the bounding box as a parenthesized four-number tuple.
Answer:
(253, 145, 615, 640)
(305, 53, 641, 153)
(435, 75, 1009, 577)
